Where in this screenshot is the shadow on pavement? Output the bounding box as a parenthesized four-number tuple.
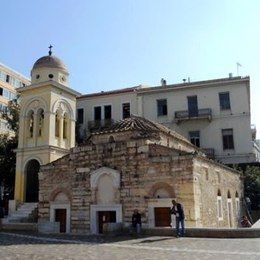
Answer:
(0, 231, 169, 246)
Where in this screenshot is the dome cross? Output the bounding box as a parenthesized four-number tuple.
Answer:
(48, 45, 53, 56)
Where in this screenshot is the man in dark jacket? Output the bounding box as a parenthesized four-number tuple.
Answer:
(171, 200, 185, 237)
(132, 209, 142, 234)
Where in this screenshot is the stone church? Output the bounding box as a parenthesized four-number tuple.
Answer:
(12, 51, 243, 234)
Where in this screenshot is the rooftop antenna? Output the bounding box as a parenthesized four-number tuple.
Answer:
(48, 44, 53, 56)
(161, 78, 167, 86)
(236, 62, 242, 76)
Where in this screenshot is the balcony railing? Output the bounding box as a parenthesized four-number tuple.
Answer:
(201, 148, 215, 160)
(88, 119, 114, 132)
(174, 108, 212, 123)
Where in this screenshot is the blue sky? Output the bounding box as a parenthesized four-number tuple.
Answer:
(1, 0, 260, 137)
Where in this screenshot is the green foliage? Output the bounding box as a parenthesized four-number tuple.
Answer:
(0, 134, 17, 199)
(0, 98, 20, 199)
(243, 166, 260, 210)
(2, 98, 20, 136)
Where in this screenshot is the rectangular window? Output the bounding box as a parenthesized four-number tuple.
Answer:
(187, 96, 198, 117)
(222, 128, 234, 150)
(104, 105, 112, 119)
(0, 87, 3, 96)
(122, 103, 130, 119)
(217, 196, 223, 220)
(3, 88, 9, 99)
(157, 99, 167, 116)
(77, 108, 84, 124)
(219, 92, 231, 110)
(6, 74, 10, 83)
(189, 131, 200, 147)
(94, 106, 102, 120)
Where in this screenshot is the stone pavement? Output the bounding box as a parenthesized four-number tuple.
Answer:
(0, 232, 259, 260)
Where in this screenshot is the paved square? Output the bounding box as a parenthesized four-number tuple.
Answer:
(0, 232, 259, 260)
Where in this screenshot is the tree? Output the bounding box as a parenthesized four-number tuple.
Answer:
(243, 166, 260, 210)
(0, 98, 20, 199)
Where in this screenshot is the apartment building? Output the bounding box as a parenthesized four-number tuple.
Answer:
(77, 76, 260, 165)
(0, 62, 30, 134)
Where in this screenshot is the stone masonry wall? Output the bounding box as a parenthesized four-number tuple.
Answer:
(39, 137, 243, 233)
(193, 157, 243, 228)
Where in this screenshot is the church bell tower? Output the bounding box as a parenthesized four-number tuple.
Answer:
(14, 47, 80, 203)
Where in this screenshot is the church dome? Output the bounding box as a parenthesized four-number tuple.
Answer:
(32, 55, 68, 73)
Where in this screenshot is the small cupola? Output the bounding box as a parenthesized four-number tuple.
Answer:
(31, 45, 69, 86)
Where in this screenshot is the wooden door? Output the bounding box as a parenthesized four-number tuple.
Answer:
(55, 209, 67, 233)
(98, 211, 116, 233)
(154, 207, 171, 227)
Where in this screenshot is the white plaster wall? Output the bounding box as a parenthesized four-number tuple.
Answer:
(77, 92, 138, 125)
(139, 81, 253, 163)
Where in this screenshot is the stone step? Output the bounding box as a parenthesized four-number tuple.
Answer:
(6, 202, 38, 223)
(2, 223, 37, 231)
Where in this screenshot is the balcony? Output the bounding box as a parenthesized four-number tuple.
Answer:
(88, 119, 114, 132)
(201, 148, 215, 160)
(174, 108, 212, 123)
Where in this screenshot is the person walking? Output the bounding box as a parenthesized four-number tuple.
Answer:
(132, 209, 142, 235)
(170, 200, 185, 237)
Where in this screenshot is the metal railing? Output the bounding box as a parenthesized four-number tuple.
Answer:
(174, 108, 212, 122)
(201, 148, 215, 159)
(88, 119, 114, 132)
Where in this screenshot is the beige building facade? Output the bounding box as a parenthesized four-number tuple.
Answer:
(77, 77, 259, 165)
(0, 62, 30, 134)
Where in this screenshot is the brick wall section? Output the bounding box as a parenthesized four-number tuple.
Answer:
(39, 137, 243, 233)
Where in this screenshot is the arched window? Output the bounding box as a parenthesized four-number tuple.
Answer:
(63, 113, 68, 139)
(109, 136, 115, 143)
(227, 190, 231, 199)
(217, 189, 223, 220)
(55, 112, 60, 137)
(28, 110, 34, 138)
(235, 191, 240, 214)
(38, 109, 44, 137)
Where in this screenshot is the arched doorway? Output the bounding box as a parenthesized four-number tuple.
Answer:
(25, 159, 40, 202)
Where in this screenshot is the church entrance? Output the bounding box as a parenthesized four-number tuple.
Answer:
(98, 211, 116, 233)
(154, 207, 171, 227)
(25, 159, 40, 202)
(55, 209, 67, 233)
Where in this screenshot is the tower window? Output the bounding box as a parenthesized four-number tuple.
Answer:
(55, 113, 60, 137)
(36, 74, 40, 79)
(38, 109, 44, 137)
(63, 114, 68, 139)
(28, 111, 34, 138)
(48, 74, 54, 79)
